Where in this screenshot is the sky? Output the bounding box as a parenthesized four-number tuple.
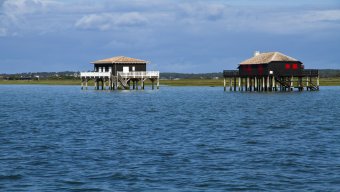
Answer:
(0, 0, 340, 73)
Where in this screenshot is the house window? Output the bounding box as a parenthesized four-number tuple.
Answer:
(285, 64, 291, 69)
(132, 66, 135, 71)
(292, 64, 298, 70)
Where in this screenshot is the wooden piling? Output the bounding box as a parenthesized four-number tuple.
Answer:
(85, 78, 88, 90)
(157, 78, 159, 89)
(238, 77, 241, 91)
(224, 78, 226, 91)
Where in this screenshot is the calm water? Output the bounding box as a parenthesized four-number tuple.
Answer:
(0, 85, 340, 191)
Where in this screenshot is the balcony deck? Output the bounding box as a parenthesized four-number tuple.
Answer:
(80, 71, 160, 90)
(80, 72, 111, 78)
(117, 71, 159, 78)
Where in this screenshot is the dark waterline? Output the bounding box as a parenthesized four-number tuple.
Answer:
(1, 85, 340, 191)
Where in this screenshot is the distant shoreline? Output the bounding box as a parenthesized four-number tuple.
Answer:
(1, 78, 340, 86)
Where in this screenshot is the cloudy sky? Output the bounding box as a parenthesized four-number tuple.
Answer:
(0, 0, 340, 73)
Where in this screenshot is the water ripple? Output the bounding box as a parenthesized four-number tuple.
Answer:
(0, 85, 340, 191)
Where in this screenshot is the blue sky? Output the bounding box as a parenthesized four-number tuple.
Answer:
(0, 0, 340, 73)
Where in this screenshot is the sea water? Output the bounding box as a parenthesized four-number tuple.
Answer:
(0, 85, 340, 191)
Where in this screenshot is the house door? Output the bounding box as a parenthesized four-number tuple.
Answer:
(123, 66, 129, 73)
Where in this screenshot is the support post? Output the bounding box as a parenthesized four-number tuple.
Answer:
(306, 76, 309, 91)
(241, 78, 243, 91)
(267, 76, 270, 91)
(85, 78, 88, 90)
(157, 78, 159, 89)
(246, 77, 249, 91)
(290, 76, 294, 91)
(249, 77, 253, 91)
(233, 77, 237, 91)
(141, 79, 144, 90)
(224, 78, 226, 91)
(238, 77, 241, 91)
(255, 77, 257, 91)
(262, 77, 265, 91)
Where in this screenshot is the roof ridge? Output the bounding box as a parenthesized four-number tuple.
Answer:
(270, 52, 277, 61)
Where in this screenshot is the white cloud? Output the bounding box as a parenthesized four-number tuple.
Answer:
(1, 0, 340, 36)
(0, 27, 7, 36)
(179, 3, 228, 21)
(0, 0, 60, 35)
(242, 9, 340, 34)
(75, 12, 148, 30)
(2, 0, 56, 21)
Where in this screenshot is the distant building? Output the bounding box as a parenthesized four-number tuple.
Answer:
(238, 51, 303, 77)
(80, 56, 160, 90)
(223, 51, 319, 92)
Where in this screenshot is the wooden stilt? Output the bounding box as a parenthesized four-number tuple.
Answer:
(255, 77, 257, 91)
(241, 78, 244, 91)
(224, 78, 226, 91)
(157, 78, 159, 89)
(233, 77, 237, 91)
(249, 78, 251, 92)
(141, 79, 144, 90)
(85, 78, 88, 90)
(262, 77, 265, 91)
(290, 76, 293, 91)
(267, 76, 270, 91)
(238, 77, 241, 91)
(306, 76, 309, 91)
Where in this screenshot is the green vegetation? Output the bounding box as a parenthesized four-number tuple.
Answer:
(1, 78, 340, 86)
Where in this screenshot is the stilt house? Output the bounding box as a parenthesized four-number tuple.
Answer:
(239, 51, 303, 77)
(80, 56, 159, 90)
(223, 51, 319, 91)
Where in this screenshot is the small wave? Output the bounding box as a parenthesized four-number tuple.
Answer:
(0, 174, 23, 180)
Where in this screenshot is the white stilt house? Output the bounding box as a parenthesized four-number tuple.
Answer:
(80, 56, 160, 90)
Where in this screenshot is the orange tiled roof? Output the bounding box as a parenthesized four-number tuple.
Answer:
(91, 56, 148, 64)
(240, 52, 299, 65)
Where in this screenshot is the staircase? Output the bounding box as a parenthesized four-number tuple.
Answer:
(308, 82, 319, 91)
(117, 74, 130, 89)
(275, 77, 290, 89)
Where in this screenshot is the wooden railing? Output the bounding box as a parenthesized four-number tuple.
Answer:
(302, 69, 319, 76)
(117, 71, 160, 78)
(223, 70, 239, 77)
(80, 72, 111, 77)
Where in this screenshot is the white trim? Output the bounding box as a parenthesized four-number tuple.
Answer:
(80, 72, 111, 77)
